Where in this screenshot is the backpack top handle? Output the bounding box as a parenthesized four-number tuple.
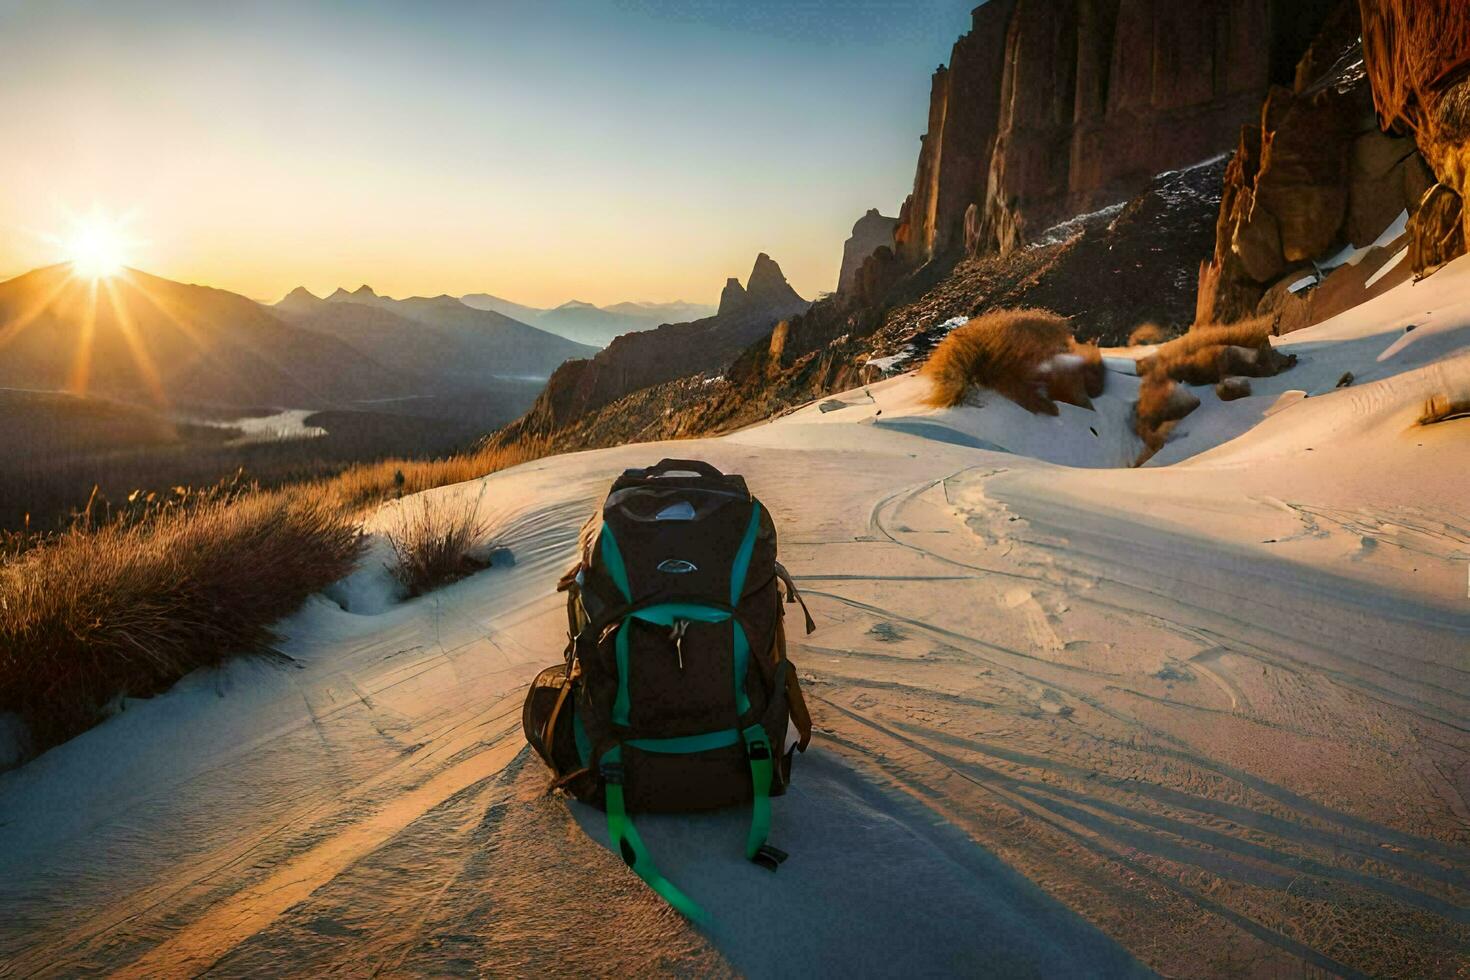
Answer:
(643, 458, 724, 479)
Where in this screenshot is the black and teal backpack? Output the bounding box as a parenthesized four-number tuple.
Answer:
(523, 458, 814, 921)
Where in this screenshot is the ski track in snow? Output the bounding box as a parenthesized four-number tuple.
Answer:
(3, 255, 1470, 977)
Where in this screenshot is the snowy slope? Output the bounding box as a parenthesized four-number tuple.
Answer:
(2, 257, 1468, 976)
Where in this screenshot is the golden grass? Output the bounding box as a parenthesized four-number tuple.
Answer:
(921, 308, 1104, 414)
(318, 434, 550, 513)
(0, 486, 363, 753)
(385, 491, 493, 598)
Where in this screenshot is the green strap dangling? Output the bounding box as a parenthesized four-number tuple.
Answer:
(601, 745, 709, 924)
(742, 725, 772, 860)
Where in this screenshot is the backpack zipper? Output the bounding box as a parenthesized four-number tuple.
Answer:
(669, 618, 690, 670)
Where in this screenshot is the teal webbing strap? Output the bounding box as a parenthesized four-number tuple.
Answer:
(742, 724, 772, 859)
(729, 503, 762, 605)
(628, 727, 740, 753)
(732, 621, 751, 715)
(598, 525, 633, 601)
(601, 745, 708, 924)
(632, 604, 730, 626)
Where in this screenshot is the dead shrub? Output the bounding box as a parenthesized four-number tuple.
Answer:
(1128, 322, 1169, 346)
(1418, 392, 1470, 426)
(1133, 317, 1296, 462)
(0, 487, 364, 756)
(384, 491, 495, 597)
(921, 308, 1105, 414)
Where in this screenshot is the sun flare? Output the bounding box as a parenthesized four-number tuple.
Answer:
(60, 211, 140, 280)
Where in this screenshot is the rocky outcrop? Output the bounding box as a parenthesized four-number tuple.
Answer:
(893, 0, 1343, 267)
(1359, 0, 1470, 274)
(717, 278, 747, 316)
(837, 210, 898, 295)
(492, 254, 809, 441)
(1196, 0, 1444, 324)
(742, 252, 807, 317)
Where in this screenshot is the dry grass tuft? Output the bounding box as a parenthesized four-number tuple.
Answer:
(1134, 317, 1296, 463)
(921, 308, 1105, 414)
(0, 486, 364, 753)
(0, 430, 552, 764)
(320, 435, 550, 513)
(385, 492, 494, 597)
(1128, 322, 1169, 346)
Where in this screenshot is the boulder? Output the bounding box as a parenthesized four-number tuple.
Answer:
(1216, 376, 1253, 401)
(1407, 182, 1466, 273)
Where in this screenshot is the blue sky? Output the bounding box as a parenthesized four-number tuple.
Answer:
(0, 0, 977, 305)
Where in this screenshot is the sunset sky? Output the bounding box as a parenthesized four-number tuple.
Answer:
(0, 0, 976, 308)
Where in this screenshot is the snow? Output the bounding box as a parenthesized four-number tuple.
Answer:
(1299, 209, 1410, 291)
(860, 348, 913, 375)
(2, 255, 1469, 974)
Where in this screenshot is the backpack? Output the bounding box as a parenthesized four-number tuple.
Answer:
(522, 458, 815, 921)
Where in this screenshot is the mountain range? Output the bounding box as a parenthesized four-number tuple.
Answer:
(0, 265, 411, 409)
(458, 295, 716, 348)
(272, 284, 594, 392)
(0, 265, 594, 416)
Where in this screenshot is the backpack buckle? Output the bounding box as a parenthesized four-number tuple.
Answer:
(746, 739, 771, 761)
(752, 844, 788, 872)
(599, 762, 625, 785)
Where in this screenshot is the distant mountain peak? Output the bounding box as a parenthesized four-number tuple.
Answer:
(743, 253, 806, 312)
(325, 284, 378, 303)
(283, 286, 318, 302)
(717, 277, 748, 317)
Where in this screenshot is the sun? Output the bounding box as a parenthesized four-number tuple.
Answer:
(60, 210, 141, 280)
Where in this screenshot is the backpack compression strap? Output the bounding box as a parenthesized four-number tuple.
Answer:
(600, 745, 708, 924)
(599, 725, 779, 924)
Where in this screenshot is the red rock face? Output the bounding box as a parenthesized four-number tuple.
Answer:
(1197, 0, 1453, 325)
(894, 0, 1015, 265)
(893, 0, 1342, 266)
(1359, 0, 1470, 273)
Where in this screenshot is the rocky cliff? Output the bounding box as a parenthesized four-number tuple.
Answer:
(893, 0, 1342, 267)
(1196, 0, 1468, 325)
